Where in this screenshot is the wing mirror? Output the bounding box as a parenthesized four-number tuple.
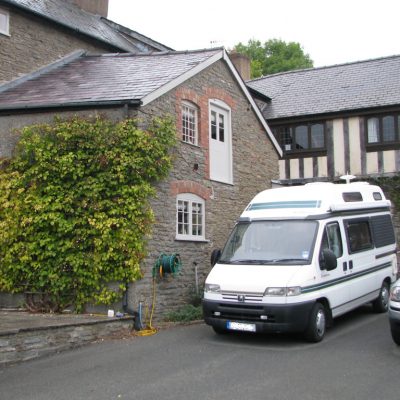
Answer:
(320, 249, 337, 271)
(210, 249, 221, 267)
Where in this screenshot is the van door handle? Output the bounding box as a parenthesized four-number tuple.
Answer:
(349, 260, 353, 270)
(343, 262, 347, 271)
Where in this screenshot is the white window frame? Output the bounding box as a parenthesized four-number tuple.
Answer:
(176, 193, 205, 241)
(181, 101, 198, 146)
(0, 8, 9, 36)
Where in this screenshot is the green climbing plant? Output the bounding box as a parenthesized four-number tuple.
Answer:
(0, 116, 176, 312)
(369, 175, 400, 210)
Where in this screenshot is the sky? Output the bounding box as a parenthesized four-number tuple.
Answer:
(108, 0, 400, 68)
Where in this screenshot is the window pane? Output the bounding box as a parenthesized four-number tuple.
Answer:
(0, 11, 8, 34)
(398, 116, 400, 141)
(347, 221, 372, 253)
(295, 125, 308, 149)
(280, 127, 293, 151)
(177, 196, 204, 239)
(191, 202, 202, 236)
(326, 223, 343, 258)
(219, 114, 225, 142)
(310, 124, 324, 148)
(177, 200, 189, 235)
(182, 104, 197, 145)
(211, 111, 217, 140)
(382, 116, 395, 142)
(367, 118, 379, 143)
(221, 220, 318, 263)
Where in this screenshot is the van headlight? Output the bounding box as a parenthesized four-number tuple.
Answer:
(205, 283, 221, 293)
(390, 286, 400, 302)
(264, 287, 301, 296)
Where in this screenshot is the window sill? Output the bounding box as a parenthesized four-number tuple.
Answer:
(366, 143, 400, 152)
(282, 149, 327, 159)
(175, 237, 209, 243)
(210, 178, 234, 186)
(181, 140, 200, 148)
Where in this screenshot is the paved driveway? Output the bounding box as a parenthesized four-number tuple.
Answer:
(1, 306, 399, 400)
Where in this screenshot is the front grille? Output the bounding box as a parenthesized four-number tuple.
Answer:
(216, 302, 276, 323)
(221, 291, 263, 302)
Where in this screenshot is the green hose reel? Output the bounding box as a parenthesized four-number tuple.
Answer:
(152, 254, 182, 278)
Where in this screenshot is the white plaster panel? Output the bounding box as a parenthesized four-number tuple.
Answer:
(383, 150, 396, 174)
(348, 117, 362, 175)
(290, 158, 300, 179)
(366, 152, 378, 174)
(303, 157, 313, 179)
(318, 156, 328, 177)
(279, 160, 286, 180)
(333, 119, 345, 176)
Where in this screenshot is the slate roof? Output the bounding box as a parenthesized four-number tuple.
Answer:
(0, 49, 222, 109)
(1, 0, 171, 52)
(247, 55, 400, 120)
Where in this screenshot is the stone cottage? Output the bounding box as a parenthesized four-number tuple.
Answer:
(0, 48, 281, 318)
(0, 0, 171, 84)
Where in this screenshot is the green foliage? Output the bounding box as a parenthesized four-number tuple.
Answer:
(369, 175, 400, 210)
(164, 304, 203, 323)
(234, 38, 313, 78)
(0, 116, 176, 312)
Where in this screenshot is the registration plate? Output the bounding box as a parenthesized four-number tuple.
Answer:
(227, 321, 256, 332)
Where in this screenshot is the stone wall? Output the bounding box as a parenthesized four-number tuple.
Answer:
(0, 107, 129, 158)
(0, 7, 117, 84)
(128, 60, 279, 321)
(0, 318, 133, 366)
(0, 59, 279, 321)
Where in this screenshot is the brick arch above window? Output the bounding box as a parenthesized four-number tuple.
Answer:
(204, 87, 237, 110)
(170, 180, 212, 200)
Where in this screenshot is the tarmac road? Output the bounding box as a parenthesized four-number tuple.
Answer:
(1, 305, 399, 400)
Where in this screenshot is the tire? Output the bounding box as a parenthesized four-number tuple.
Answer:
(390, 322, 400, 345)
(304, 302, 326, 343)
(372, 281, 390, 313)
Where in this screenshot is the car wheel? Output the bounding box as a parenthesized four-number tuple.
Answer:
(372, 281, 389, 313)
(304, 302, 326, 343)
(390, 322, 400, 345)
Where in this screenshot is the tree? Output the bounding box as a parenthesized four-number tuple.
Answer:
(0, 116, 176, 312)
(234, 39, 313, 78)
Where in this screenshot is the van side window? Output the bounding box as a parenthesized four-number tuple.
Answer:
(319, 222, 343, 265)
(370, 214, 396, 248)
(346, 220, 373, 253)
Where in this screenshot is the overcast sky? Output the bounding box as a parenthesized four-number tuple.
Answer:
(108, 0, 400, 68)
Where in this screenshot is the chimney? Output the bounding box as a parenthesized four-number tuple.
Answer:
(69, 0, 109, 17)
(229, 52, 251, 81)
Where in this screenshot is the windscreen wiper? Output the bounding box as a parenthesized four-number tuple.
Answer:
(228, 259, 273, 264)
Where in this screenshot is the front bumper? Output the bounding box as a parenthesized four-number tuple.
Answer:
(203, 298, 315, 334)
(389, 301, 400, 324)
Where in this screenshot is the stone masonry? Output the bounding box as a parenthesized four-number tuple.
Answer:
(0, 59, 279, 322)
(128, 60, 279, 321)
(0, 6, 118, 84)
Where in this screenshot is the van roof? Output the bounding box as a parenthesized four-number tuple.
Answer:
(241, 182, 391, 219)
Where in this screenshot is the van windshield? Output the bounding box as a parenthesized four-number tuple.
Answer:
(219, 220, 318, 265)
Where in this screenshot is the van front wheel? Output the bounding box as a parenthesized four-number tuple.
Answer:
(372, 281, 389, 313)
(304, 303, 326, 343)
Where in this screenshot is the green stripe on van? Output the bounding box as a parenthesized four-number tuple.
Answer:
(301, 262, 392, 294)
(249, 200, 321, 211)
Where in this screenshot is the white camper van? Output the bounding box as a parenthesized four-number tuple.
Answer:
(203, 181, 398, 342)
